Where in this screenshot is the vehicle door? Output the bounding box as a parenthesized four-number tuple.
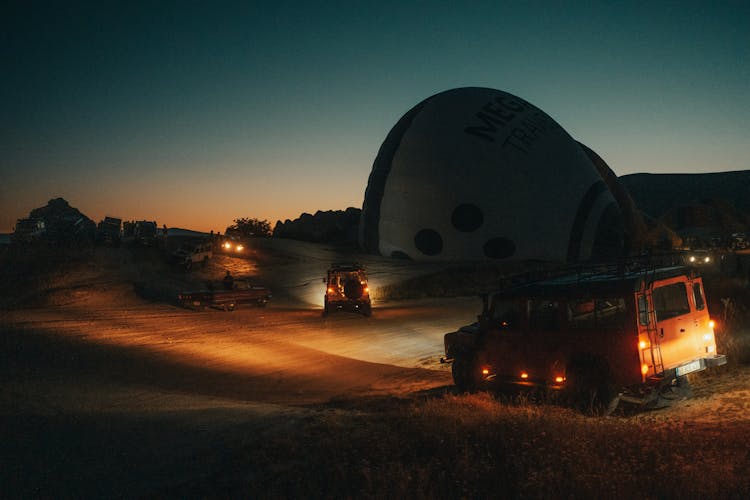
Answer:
(684, 277, 712, 357)
(651, 279, 696, 370)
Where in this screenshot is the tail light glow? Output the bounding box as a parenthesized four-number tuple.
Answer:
(520, 372, 529, 379)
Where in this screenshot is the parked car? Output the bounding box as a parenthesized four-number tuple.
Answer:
(218, 236, 246, 254)
(171, 240, 212, 270)
(685, 249, 714, 266)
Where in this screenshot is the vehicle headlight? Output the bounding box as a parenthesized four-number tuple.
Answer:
(689, 256, 696, 262)
(236, 245, 244, 251)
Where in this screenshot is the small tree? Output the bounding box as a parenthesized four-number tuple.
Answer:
(226, 217, 271, 238)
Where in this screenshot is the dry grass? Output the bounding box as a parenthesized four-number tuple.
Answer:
(706, 274, 750, 365)
(716, 326, 750, 366)
(164, 392, 750, 499)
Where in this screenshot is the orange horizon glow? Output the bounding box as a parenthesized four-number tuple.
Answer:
(0, 192, 364, 235)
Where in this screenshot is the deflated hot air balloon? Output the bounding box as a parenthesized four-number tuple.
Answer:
(360, 87, 640, 262)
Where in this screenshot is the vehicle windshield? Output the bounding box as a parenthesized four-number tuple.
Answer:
(653, 282, 691, 321)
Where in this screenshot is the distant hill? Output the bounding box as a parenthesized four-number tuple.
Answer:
(620, 170, 750, 244)
(620, 171, 750, 219)
(273, 208, 361, 245)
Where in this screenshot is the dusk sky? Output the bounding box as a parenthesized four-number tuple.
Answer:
(2, 1, 748, 233)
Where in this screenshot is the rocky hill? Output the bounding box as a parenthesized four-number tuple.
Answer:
(620, 171, 750, 219)
(620, 171, 750, 243)
(15, 197, 96, 244)
(273, 208, 361, 245)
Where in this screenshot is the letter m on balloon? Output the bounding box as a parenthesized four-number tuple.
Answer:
(464, 112, 505, 142)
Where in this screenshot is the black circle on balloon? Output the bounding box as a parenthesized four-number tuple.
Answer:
(483, 237, 516, 259)
(414, 229, 443, 256)
(451, 203, 484, 232)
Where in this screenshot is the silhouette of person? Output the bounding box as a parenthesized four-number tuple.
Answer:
(223, 271, 234, 290)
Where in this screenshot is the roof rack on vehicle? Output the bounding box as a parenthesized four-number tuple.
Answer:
(492, 251, 691, 294)
(330, 262, 364, 269)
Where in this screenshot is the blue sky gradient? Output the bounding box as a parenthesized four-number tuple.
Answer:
(2, 1, 748, 232)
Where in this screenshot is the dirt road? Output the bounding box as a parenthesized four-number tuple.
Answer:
(1, 291, 479, 412)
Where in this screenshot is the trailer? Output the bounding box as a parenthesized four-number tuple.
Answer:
(178, 278, 272, 311)
(95, 216, 122, 246)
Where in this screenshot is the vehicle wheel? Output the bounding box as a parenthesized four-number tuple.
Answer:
(664, 375, 692, 398)
(452, 354, 480, 393)
(565, 355, 619, 415)
(361, 304, 372, 317)
(649, 375, 692, 408)
(676, 375, 693, 398)
(322, 297, 329, 316)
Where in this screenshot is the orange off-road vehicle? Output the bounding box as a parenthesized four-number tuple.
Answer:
(443, 266, 726, 411)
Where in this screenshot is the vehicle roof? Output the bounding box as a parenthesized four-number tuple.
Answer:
(489, 266, 695, 300)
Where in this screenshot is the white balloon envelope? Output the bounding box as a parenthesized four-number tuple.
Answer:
(360, 87, 626, 262)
